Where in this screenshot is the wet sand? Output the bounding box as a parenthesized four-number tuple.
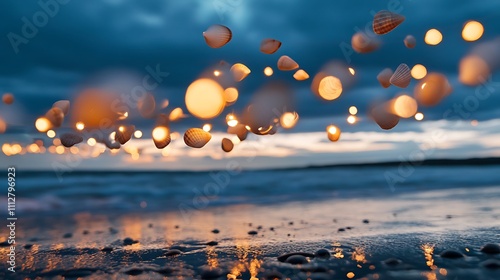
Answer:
(1, 186, 500, 279)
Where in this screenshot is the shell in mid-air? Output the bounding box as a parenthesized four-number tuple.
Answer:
(203, 24, 232, 48)
(260, 38, 282, 54)
(60, 133, 83, 148)
(277, 55, 299, 71)
(221, 138, 234, 152)
(184, 128, 212, 148)
(377, 68, 393, 88)
(390, 64, 411, 88)
(373, 10, 405, 35)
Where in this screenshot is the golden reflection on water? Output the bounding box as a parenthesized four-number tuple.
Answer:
(206, 246, 219, 268)
(422, 243, 436, 269)
(21, 244, 39, 271)
(352, 247, 367, 263)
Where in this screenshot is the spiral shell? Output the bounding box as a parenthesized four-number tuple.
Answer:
(184, 128, 211, 148)
(221, 138, 234, 152)
(60, 133, 83, 147)
(390, 64, 411, 88)
(373, 10, 405, 35)
(377, 68, 393, 88)
(260, 38, 282, 54)
(277, 55, 299, 71)
(203, 24, 232, 48)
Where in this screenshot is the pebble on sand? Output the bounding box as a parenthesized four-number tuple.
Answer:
(248, 230, 258, 235)
(165, 249, 183, 256)
(63, 233, 73, 238)
(481, 259, 500, 269)
(363, 219, 370, 224)
(211, 229, 220, 234)
(277, 252, 315, 262)
(200, 266, 225, 279)
(205, 241, 218, 246)
(480, 243, 500, 254)
(24, 244, 33, 249)
(123, 237, 139, 246)
(439, 249, 464, 259)
(383, 258, 403, 266)
(338, 228, 346, 232)
(286, 255, 309, 264)
(315, 249, 331, 259)
(101, 247, 114, 252)
(82, 230, 89, 235)
(109, 227, 118, 234)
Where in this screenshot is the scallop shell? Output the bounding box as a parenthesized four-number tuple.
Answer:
(45, 107, 65, 127)
(115, 125, 135, 145)
(184, 128, 211, 148)
(230, 63, 251, 82)
(203, 24, 232, 48)
(221, 138, 234, 152)
(373, 10, 405, 35)
(390, 64, 411, 88)
(351, 32, 380, 53)
(60, 133, 83, 148)
(227, 124, 248, 141)
(293, 69, 310, 81)
(377, 68, 393, 88)
(53, 100, 70, 115)
(260, 38, 282, 54)
(277, 55, 299, 71)
(138, 93, 156, 118)
(404, 35, 416, 49)
(2, 93, 14, 105)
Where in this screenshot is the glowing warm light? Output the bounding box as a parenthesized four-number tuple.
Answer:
(185, 78, 225, 119)
(415, 112, 424, 121)
(46, 130, 56, 138)
(280, 112, 299, 129)
(118, 111, 129, 120)
(0, 117, 6, 134)
(411, 64, 427, 79)
(109, 132, 116, 141)
(70, 147, 79, 154)
(459, 55, 490, 86)
(213, 70, 221, 77)
(224, 87, 239, 104)
(226, 114, 239, 127)
(349, 106, 358, 115)
(87, 138, 96, 146)
(462, 20, 484, 42)
(53, 138, 61, 146)
(134, 130, 143, 138)
(318, 76, 343, 100)
(425, 29, 443, 45)
(202, 124, 212, 132)
(231, 136, 241, 145)
(326, 125, 341, 142)
(55, 146, 65, 155)
(422, 244, 436, 270)
(348, 67, 355, 75)
(471, 120, 478, 126)
(28, 143, 40, 153)
(347, 272, 355, 279)
(35, 117, 52, 133)
(264, 66, 273, 76)
(439, 268, 448, 276)
(75, 122, 85, 131)
(347, 115, 357, 124)
(131, 153, 139, 160)
(392, 95, 418, 118)
(161, 148, 170, 157)
(169, 107, 185, 121)
(152, 126, 169, 141)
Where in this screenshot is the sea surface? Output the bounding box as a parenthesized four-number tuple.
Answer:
(5, 165, 500, 215)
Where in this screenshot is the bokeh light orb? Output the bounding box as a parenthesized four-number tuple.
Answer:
(318, 76, 343, 101)
(411, 64, 427, 79)
(35, 117, 52, 133)
(185, 78, 225, 119)
(425, 29, 443, 45)
(392, 95, 418, 118)
(462, 21, 484, 42)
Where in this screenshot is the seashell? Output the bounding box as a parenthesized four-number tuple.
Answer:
(370, 105, 400, 130)
(351, 32, 380, 53)
(2, 93, 14, 105)
(53, 100, 70, 115)
(115, 125, 135, 145)
(373, 10, 405, 35)
(203, 24, 232, 48)
(277, 55, 299, 71)
(227, 124, 248, 141)
(377, 68, 393, 88)
(293, 69, 309, 81)
(60, 133, 83, 147)
(260, 38, 282, 54)
(45, 107, 65, 127)
(138, 93, 156, 118)
(230, 63, 251, 82)
(221, 138, 234, 152)
(414, 73, 452, 106)
(390, 64, 411, 88)
(326, 125, 341, 142)
(169, 107, 185, 122)
(103, 137, 120, 150)
(404, 35, 416, 49)
(152, 126, 171, 149)
(224, 87, 239, 105)
(184, 128, 211, 148)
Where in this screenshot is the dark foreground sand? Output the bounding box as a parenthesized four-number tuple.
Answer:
(1, 186, 500, 279)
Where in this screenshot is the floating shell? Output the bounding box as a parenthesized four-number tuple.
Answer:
(377, 68, 393, 88)
(115, 125, 135, 144)
(351, 32, 380, 53)
(45, 107, 65, 127)
(293, 69, 309, 81)
(390, 64, 411, 88)
(277, 55, 299, 71)
(138, 93, 156, 118)
(2, 93, 14, 105)
(414, 73, 452, 106)
(60, 133, 83, 148)
(152, 126, 171, 149)
(203, 24, 232, 48)
(404, 35, 416, 49)
(370, 105, 400, 130)
(169, 107, 185, 122)
(221, 138, 234, 152)
(260, 38, 282, 54)
(373, 10, 405, 35)
(53, 100, 70, 115)
(227, 123, 248, 141)
(184, 128, 211, 148)
(230, 63, 251, 82)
